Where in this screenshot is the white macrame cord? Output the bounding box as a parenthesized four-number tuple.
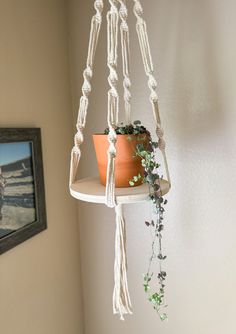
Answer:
(119, 0, 132, 125)
(113, 204, 132, 320)
(105, 0, 120, 209)
(133, 0, 171, 184)
(105, 0, 133, 320)
(69, 0, 171, 321)
(70, 0, 104, 186)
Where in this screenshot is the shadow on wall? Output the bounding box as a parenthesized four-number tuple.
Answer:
(163, 0, 231, 243)
(168, 0, 224, 142)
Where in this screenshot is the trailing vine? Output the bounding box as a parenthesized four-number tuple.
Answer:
(129, 121, 168, 321)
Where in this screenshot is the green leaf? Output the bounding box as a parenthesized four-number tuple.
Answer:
(129, 181, 135, 186)
(152, 141, 158, 148)
(141, 159, 146, 167)
(143, 284, 150, 292)
(160, 313, 168, 321)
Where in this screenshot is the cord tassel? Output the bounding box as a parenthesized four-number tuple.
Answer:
(113, 204, 132, 320)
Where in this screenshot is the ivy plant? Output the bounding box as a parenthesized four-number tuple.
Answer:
(104, 120, 150, 136)
(129, 124, 168, 321)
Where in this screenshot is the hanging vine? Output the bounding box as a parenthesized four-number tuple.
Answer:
(129, 121, 168, 321)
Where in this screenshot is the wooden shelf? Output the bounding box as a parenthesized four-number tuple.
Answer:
(70, 177, 170, 205)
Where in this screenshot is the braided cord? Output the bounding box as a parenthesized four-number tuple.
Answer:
(105, 0, 120, 207)
(70, 0, 104, 186)
(133, 0, 171, 184)
(118, 0, 132, 125)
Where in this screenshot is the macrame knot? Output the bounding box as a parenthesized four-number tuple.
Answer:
(124, 91, 131, 103)
(109, 151, 116, 159)
(82, 81, 91, 96)
(148, 75, 157, 90)
(94, 0, 103, 13)
(158, 138, 166, 151)
(124, 77, 131, 88)
(82, 68, 92, 95)
(109, 0, 119, 13)
(150, 92, 158, 103)
(134, 1, 143, 17)
(74, 132, 83, 148)
(72, 145, 80, 155)
(121, 21, 128, 31)
(156, 126, 164, 138)
(108, 135, 117, 145)
(83, 67, 93, 81)
(108, 70, 118, 88)
(119, 4, 128, 21)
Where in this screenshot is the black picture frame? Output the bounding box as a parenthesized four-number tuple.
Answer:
(0, 128, 47, 254)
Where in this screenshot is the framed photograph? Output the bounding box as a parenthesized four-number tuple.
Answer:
(0, 128, 47, 254)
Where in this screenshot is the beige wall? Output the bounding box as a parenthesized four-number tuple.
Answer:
(0, 1, 83, 334)
(68, 0, 236, 334)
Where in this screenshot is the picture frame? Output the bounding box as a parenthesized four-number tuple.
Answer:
(0, 128, 47, 254)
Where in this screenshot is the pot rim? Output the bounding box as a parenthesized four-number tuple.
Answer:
(93, 133, 149, 136)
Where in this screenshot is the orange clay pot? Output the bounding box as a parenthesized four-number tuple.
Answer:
(93, 134, 149, 188)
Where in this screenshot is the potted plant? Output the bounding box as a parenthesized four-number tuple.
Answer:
(93, 120, 150, 187)
(93, 121, 168, 321)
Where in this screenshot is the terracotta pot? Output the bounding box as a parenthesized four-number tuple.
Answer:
(93, 133, 149, 188)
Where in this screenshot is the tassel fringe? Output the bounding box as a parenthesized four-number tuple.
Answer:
(113, 204, 132, 320)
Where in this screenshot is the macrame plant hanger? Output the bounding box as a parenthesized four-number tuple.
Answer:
(69, 0, 171, 321)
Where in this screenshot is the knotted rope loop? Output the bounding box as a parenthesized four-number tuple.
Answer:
(148, 74, 157, 90)
(109, 0, 119, 10)
(132, 0, 171, 185)
(108, 131, 117, 145)
(69, 0, 104, 186)
(107, 128, 117, 158)
(74, 131, 84, 147)
(118, 0, 132, 124)
(94, 0, 103, 20)
(133, 0, 143, 17)
(108, 70, 118, 89)
(119, 0, 128, 18)
(158, 138, 166, 151)
(82, 68, 93, 95)
(156, 126, 164, 138)
(72, 145, 81, 156)
(105, 0, 120, 208)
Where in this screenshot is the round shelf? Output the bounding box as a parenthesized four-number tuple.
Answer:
(70, 177, 170, 205)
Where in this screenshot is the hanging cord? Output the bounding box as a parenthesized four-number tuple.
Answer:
(69, 0, 104, 186)
(118, 0, 132, 125)
(105, 0, 120, 208)
(133, 0, 171, 185)
(113, 204, 133, 320)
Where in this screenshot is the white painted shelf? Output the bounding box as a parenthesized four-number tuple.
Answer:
(70, 177, 170, 205)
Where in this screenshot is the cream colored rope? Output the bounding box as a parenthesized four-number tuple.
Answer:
(69, 0, 170, 322)
(105, 0, 120, 208)
(119, 0, 132, 125)
(113, 204, 132, 320)
(133, 0, 171, 184)
(70, 0, 104, 186)
(106, 1, 133, 321)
